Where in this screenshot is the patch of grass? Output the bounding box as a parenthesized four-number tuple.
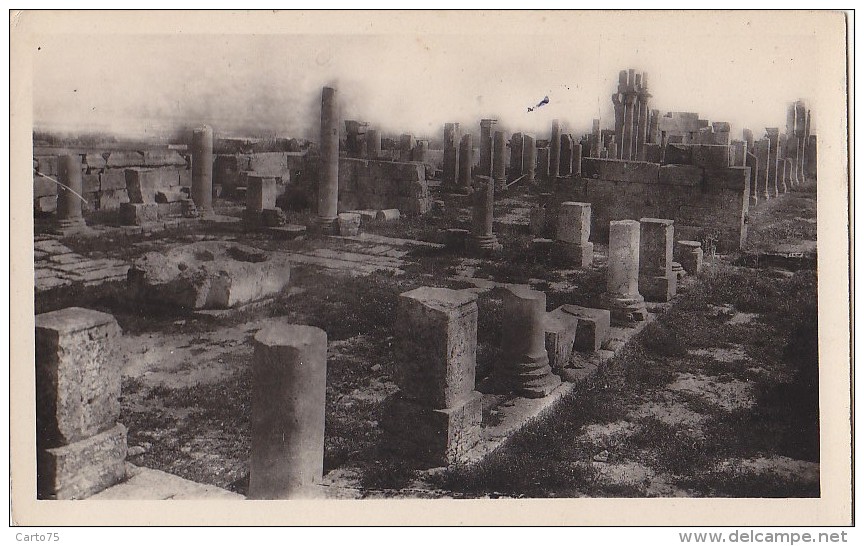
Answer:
(679, 467, 819, 498)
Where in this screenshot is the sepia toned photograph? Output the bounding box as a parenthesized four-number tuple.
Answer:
(9, 9, 852, 526)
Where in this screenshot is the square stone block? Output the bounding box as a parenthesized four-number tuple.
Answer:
(560, 305, 611, 352)
(246, 175, 279, 213)
(124, 168, 160, 203)
(396, 287, 478, 409)
(554, 241, 593, 268)
(382, 391, 481, 466)
(36, 308, 123, 447)
(34, 195, 58, 213)
(337, 212, 361, 236)
(640, 274, 677, 303)
(556, 202, 591, 245)
(119, 202, 158, 225)
(82, 174, 101, 194)
(34, 176, 58, 198)
(98, 189, 130, 211)
(37, 423, 127, 499)
(544, 309, 579, 370)
(100, 169, 127, 191)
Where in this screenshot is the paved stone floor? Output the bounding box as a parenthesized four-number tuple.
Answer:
(34, 236, 128, 292)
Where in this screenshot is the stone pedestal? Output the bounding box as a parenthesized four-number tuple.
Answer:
(387, 287, 481, 465)
(675, 240, 703, 276)
(36, 308, 126, 499)
(470, 177, 501, 253)
(639, 218, 677, 302)
(191, 125, 214, 216)
(318, 87, 340, 229)
(600, 220, 648, 325)
(249, 323, 327, 499)
(246, 175, 278, 214)
(337, 212, 361, 236)
(458, 134, 473, 190)
(555, 201, 593, 267)
(549, 120, 561, 179)
(500, 286, 561, 398)
(55, 155, 88, 233)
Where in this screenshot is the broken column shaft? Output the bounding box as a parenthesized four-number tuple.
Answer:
(600, 219, 648, 324)
(470, 176, 501, 253)
(191, 125, 214, 216)
(56, 154, 86, 230)
(458, 133, 474, 190)
(549, 119, 561, 178)
(318, 87, 339, 228)
(639, 218, 677, 302)
(500, 286, 561, 398)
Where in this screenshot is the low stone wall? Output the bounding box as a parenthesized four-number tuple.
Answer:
(213, 151, 305, 194)
(337, 158, 431, 215)
(569, 158, 750, 251)
(33, 149, 190, 214)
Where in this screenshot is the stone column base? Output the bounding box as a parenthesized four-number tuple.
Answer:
(52, 217, 92, 236)
(554, 241, 593, 268)
(381, 391, 482, 466)
(470, 234, 502, 254)
(640, 273, 677, 302)
(37, 423, 127, 500)
(312, 216, 338, 235)
(599, 292, 648, 325)
(502, 350, 561, 399)
(671, 261, 686, 281)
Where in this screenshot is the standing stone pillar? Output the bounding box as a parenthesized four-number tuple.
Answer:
(746, 152, 760, 206)
(318, 87, 339, 228)
(648, 109, 660, 145)
(675, 240, 704, 276)
(558, 134, 573, 177)
(636, 74, 651, 161)
(413, 139, 429, 164)
(555, 202, 593, 267)
(766, 128, 780, 197)
(591, 119, 601, 158)
(805, 135, 817, 179)
(623, 93, 637, 161)
(537, 146, 550, 181)
(56, 155, 86, 231)
(442, 123, 460, 188)
(399, 134, 416, 162)
(795, 101, 807, 183)
(549, 119, 561, 178)
(249, 323, 327, 499)
(612, 70, 627, 159)
(500, 286, 561, 398)
(458, 133, 473, 190)
(639, 218, 677, 302)
(509, 132, 524, 181)
(386, 287, 482, 464)
(754, 138, 771, 200)
(523, 134, 537, 185)
(778, 134, 790, 193)
(600, 220, 648, 325)
(36, 308, 126, 499)
(479, 119, 496, 179)
(492, 130, 507, 190)
(572, 143, 583, 177)
(366, 129, 381, 160)
(191, 125, 214, 216)
(470, 176, 501, 253)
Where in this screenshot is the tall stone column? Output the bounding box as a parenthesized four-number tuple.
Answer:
(470, 176, 501, 253)
(778, 134, 789, 193)
(600, 220, 648, 324)
(479, 119, 496, 179)
(558, 134, 573, 177)
(191, 125, 214, 216)
(648, 109, 660, 145)
(755, 138, 771, 200)
(500, 286, 561, 398)
(623, 93, 637, 161)
(492, 130, 507, 190)
(549, 119, 561, 178)
(458, 133, 473, 190)
(56, 154, 86, 231)
(318, 87, 340, 228)
(399, 134, 416, 162)
(591, 119, 601, 158)
(509, 132, 524, 181)
(636, 79, 651, 160)
(249, 323, 327, 499)
(766, 128, 780, 197)
(746, 151, 760, 206)
(795, 101, 807, 183)
(386, 287, 482, 464)
(555, 201, 593, 267)
(413, 139, 429, 164)
(537, 146, 550, 181)
(613, 69, 627, 159)
(523, 134, 537, 185)
(639, 218, 676, 302)
(442, 123, 460, 188)
(572, 143, 583, 177)
(36, 308, 126, 499)
(366, 129, 381, 160)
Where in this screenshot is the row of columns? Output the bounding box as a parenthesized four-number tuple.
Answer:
(611, 69, 651, 161)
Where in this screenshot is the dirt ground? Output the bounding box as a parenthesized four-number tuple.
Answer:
(35, 179, 819, 498)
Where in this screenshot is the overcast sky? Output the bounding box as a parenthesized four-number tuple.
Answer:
(30, 11, 839, 142)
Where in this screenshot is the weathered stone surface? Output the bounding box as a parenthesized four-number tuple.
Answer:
(639, 218, 676, 302)
(337, 212, 361, 236)
(261, 207, 285, 227)
(376, 209, 400, 221)
(100, 169, 127, 191)
(582, 158, 660, 183)
(500, 286, 561, 398)
(119, 202, 158, 225)
(396, 287, 478, 409)
(34, 195, 58, 213)
(692, 144, 731, 169)
(35, 155, 59, 176)
(249, 323, 327, 499)
(83, 153, 107, 170)
(382, 390, 481, 466)
(37, 423, 127, 500)
(128, 241, 292, 310)
(34, 175, 58, 197)
(192, 125, 215, 215)
(559, 305, 611, 352)
(676, 240, 703, 275)
(142, 149, 188, 167)
(124, 168, 160, 203)
(600, 220, 647, 324)
(35, 307, 123, 447)
(543, 309, 579, 371)
(82, 173, 101, 194)
(556, 202, 591, 246)
(106, 151, 145, 168)
(246, 175, 279, 213)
